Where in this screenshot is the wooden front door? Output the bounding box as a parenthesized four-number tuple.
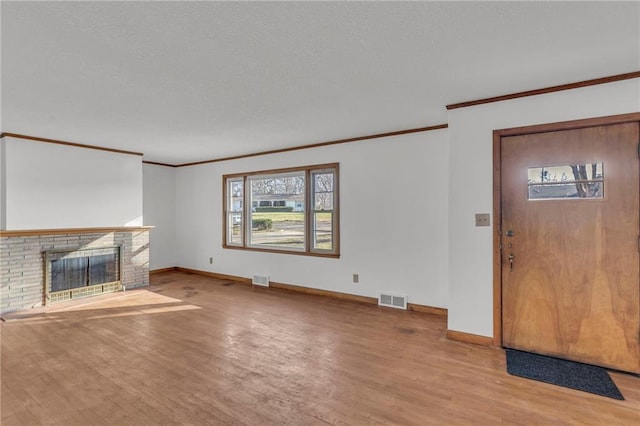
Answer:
(500, 121, 640, 373)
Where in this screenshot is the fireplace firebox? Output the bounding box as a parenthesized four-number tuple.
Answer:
(45, 246, 122, 304)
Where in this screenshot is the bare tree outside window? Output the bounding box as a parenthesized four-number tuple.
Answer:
(570, 163, 602, 198)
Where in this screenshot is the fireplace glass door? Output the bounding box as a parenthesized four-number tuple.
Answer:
(45, 246, 121, 304)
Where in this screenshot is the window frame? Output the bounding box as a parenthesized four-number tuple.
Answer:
(225, 176, 245, 247)
(222, 163, 340, 258)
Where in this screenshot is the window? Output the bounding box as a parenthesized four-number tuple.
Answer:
(527, 163, 604, 200)
(223, 163, 339, 257)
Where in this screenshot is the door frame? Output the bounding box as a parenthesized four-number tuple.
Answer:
(492, 112, 640, 347)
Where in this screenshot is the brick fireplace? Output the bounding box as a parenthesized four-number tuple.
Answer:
(0, 227, 151, 314)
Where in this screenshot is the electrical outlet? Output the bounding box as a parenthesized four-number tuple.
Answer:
(353, 273, 359, 283)
(475, 213, 490, 227)
(209, 257, 213, 264)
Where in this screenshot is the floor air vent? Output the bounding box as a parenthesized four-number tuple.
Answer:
(378, 292, 407, 310)
(252, 274, 270, 287)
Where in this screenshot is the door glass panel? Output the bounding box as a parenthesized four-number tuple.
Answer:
(528, 163, 603, 200)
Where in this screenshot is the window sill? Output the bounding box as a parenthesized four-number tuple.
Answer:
(222, 244, 340, 259)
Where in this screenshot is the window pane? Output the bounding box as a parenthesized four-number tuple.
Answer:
(230, 180, 243, 211)
(227, 213, 242, 245)
(313, 172, 334, 210)
(314, 212, 333, 250)
(250, 174, 305, 249)
(227, 178, 244, 245)
(528, 164, 602, 183)
(528, 163, 604, 200)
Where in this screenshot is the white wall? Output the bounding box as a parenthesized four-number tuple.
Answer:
(175, 130, 450, 308)
(143, 163, 176, 270)
(448, 78, 640, 337)
(3, 137, 143, 229)
(0, 138, 6, 229)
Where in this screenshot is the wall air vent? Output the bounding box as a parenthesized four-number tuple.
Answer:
(378, 292, 407, 310)
(252, 274, 270, 287)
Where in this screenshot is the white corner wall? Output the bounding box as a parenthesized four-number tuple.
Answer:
(175, 130, 450, 309)
(3, 137, 143, 229)
(0, 138, 6, 229)
(448, 78, 640, 337)
(143, 163, 177, 270)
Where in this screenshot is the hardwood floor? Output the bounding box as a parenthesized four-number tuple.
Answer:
(1, 270, 639, 425)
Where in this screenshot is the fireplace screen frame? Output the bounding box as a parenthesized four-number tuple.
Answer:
(44, 245, 122, 305)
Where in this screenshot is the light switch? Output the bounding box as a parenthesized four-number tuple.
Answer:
(475, 213, 490, 227)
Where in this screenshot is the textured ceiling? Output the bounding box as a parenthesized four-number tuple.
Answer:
(2, 1, 639, 164)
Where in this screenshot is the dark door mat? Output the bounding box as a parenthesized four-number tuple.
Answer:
(506, 349, 624, 400)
